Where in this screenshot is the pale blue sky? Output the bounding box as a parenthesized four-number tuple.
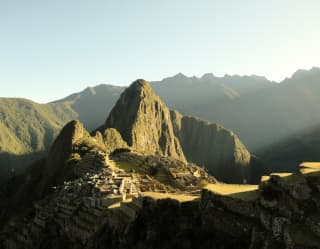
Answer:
(1, 0, 319, 103)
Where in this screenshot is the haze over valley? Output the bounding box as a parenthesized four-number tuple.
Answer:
(1, 1, 320, 249)
(2, 68, 320, 182)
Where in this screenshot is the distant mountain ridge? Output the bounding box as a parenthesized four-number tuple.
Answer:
(1, 67, 320, 182)
(53, 84, 125, 131)
(151, 72, 274, 120)
(0, 79, 251, 227)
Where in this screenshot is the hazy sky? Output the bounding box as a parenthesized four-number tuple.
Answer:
(1, 0, 319, 103)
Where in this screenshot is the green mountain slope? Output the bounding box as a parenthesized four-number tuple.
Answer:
(0, 98, 77, 181)
(103, 79, 252, 183)
(0, 85, 124, 182)
(1, 68, 320, 182)
(0, 98, 76, 154)
(53, 84, 124, 131)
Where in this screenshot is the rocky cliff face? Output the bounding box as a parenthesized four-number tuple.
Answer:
(101, 128, 128, 153)
(0, 120, 103, 226)
(171, 110, 251, 183)
(37, 120, 91, 197)
(104, 79, 185, 161)
(104, 80, 252, 183)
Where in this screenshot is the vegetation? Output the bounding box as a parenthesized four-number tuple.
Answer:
(287, 224, 320, 247)
(0, 98, 76, 154)
(140, 192, 199, 202)
(205, 183, 259, 201)
(0, 85, 124, 183)
(67, 153, 82, 165)
(114, 161, 146, 174)
(198, 179, 209, 188)
(110, 148, 131, 156)
(300, 162, 320, 174)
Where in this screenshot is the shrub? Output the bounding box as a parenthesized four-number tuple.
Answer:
(110, 147, 131, 156)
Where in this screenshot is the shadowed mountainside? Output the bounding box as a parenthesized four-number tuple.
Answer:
(0, 85, 123, 183)
(2, 68, 320, 183)
(151, 72, 273, 119)
(104, 80, 186, 161)
(151, 68, 320, 152)
(0, 98, 77, 181)
(260, 125, 320, 172)
(0, 98, 76, 154)
(2, 78, 320, 249)
(170, 110, 251, 182)
(53, 84, 124, 131)
(103, 79, 252, 183)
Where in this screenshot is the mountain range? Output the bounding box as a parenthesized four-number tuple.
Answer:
(1, 67, 320, 183)
(2, 79, 320, 249)
(0, 79, 249, 225)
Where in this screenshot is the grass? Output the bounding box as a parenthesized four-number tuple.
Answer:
(300, 162, 320, 175)
(114, 161, 146, 174)
(287, 224, 320, 247)
(205, 183, 259, 201)
(261, 172, 308, 186)
(140, 192, 199, 202)
(108, 202, 121, 209)
(261, 173, 292, 182)
(280, 173, 306, 185)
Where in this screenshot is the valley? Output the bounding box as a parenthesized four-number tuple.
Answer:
(1, 1, 319, 248)
(1, 73, 320, 249)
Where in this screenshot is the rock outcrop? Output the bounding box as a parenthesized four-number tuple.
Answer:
(37, 120, 91, 196)
(0, 120, 103, 226)
(103, 79, 252, 183)
(104, 79, 185, 161)
(101, 128, 128, 153)
(170, 110, 251, 183)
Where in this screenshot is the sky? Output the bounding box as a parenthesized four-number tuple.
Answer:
(0, 0, 319, 103)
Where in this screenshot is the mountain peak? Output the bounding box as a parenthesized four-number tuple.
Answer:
(37, 120, 90, 196)
(201, 73, 215, 80)
(131, 78, 150, 88)
(83, 86, 96, 96)
(104, 79, 251, 182)
(104, 79, 186, 160)
(128, 79, 154, 96)
(291, 67, 320, 80)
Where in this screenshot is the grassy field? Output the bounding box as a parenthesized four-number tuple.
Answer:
(205, 183, 259, 201)
(141, 192, 199, 202)
(300, 162, 320, 174)
(287, 224, 320, 247)
(261, 173, 292, 182)
(114, 161, 146, 174)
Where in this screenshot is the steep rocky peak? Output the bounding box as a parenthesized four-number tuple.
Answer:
(104, 79, 252, 182)
(105, 79, 185, 161)
(130, 78, 153, 93)
(62, 120, 89, 144)
(170, 111, 251, 183)
(37, 120, 90, 197)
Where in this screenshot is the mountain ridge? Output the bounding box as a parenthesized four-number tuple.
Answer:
(1, 67, 320, 183)
(103, 79, 252, 183)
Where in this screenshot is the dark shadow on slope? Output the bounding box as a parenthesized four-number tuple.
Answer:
(0, 151, 47, 184)
(0, 157, 46, 227)
(257, 125, 320, 173)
